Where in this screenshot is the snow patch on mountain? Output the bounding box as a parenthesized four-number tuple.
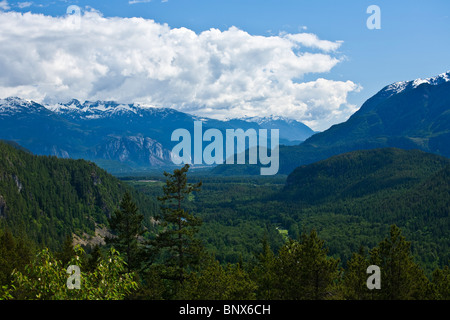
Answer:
(381, 71, 450, 97)
(238, 115, 298, 125)
(43, 99, 178, 119)
(0, 97, 46, 115)
(0, 97, 31, 110)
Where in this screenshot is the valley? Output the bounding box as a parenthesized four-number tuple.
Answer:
(0, 71, 449, 300)
(124, 148, 449, 276)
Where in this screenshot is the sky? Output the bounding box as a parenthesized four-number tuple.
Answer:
(0, 0, 449, 131)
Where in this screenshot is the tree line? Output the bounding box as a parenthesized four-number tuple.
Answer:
(1, 164, 448, 300)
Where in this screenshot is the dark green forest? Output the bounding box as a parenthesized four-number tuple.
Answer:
(131, 148, 449, 276)
(0, 141, 449, 300)
(0, 141, 158, 250)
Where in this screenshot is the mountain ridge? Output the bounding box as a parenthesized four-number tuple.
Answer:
(0, 97, 316, 173)
(277, 72, 450, 173)
(283, 148, 450, 203)
(209, 71, 450, 175)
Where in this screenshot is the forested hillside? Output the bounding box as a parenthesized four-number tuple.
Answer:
(278, 148, 450, 273)
(0, 141, 158, 250)
(283, 148, 450, 203)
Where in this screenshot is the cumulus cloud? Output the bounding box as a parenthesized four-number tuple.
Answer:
(0, 10, 359, 130)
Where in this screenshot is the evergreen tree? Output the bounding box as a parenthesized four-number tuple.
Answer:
(274, 230, 341, 300)
(177, 255, 257, 300)
(369, 225, 431, 300)
(342, 249, 374, 300)
(251, 235, 277, 299)
(431, 266, 450, 300)
(0, 229, 33, 286)
(106, 192, 146, 273)
(56, 234, 75, 266)
(152, 164, 204, 287)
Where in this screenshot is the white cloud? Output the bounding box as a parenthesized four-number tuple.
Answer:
(0, 0, 10, 10)
(285, 33, 343, 52)
(129, 0, 151, 4)
(0, 10, 359, 131)
(17, 2, 33, 9)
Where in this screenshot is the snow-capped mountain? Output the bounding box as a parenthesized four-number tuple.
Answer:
(274, 71, 450, 174)
(0, 97, 315, 172)
(235, 115, 316, 143)
(378, 71, 450, 99)
(0, 97, 48, 115)
(238, 115, 298, 124)
(45, 99, 178, 120)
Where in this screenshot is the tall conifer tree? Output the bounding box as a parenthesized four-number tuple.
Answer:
(106, 192, 146, 273)
(153, 164, 204, 286)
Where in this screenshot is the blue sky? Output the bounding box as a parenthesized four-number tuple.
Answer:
(1, 0, 449, 130)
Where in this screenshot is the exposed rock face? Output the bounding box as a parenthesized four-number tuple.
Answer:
(72, 225, 113, 248)
(13, 174, 22, 192)
(93, 135, 173, 167)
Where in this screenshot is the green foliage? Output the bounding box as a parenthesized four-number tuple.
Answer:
(0, 229, 33, 287)
(431, 266, 450, 300)
(368, 225, 432, 300)
(128, 149, 449, 275)
(341, 250, 373, 300)
(340, 226, 440, 300)
(2, 221, 448, 300)
(270, 230, 341, 300)
(57, 235, 76, 266)
(1, 142, 448, 300)
(4, 245, 138, 300)
(133, 175, 286, 264)
(106, 192, 147, 273)
(177, 256, 257, 300)
(250, 236, 278, 300)
(279, 149, 450, 274)
(284, 148, 450, 204)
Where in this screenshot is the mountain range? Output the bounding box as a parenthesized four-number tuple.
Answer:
(1, 71, 449, 273)
(0, 98, 315, 173)
(1, 71, 449, 176)
(212, 71, 450, 175)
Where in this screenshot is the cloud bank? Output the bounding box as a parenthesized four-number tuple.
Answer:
(0, 10, 359, 130)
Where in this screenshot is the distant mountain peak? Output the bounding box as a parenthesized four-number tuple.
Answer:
(45, 100, 169, 118)
(381, 71, 450, 98)
(0, 96, 31, 106)
(238, 115, 298, 125)
(0, 97, 45, 115)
